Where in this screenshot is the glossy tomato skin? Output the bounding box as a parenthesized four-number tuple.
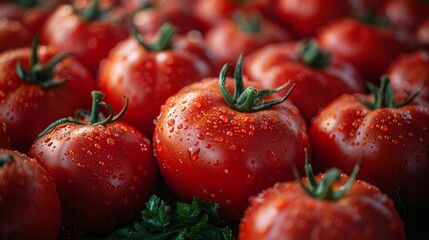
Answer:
(0, 149, 62, 240)
(310, 94, 429, 222)
(387, 50, 429, 105)
(239, 174, 406, 240)
(271, 0, 351, 38)
(317, 18, 407, 83)
(206, 17, 291, 71)
(29, 122, 159, 230)
(41, 4, 129, 75)
(0, 46, 94, 152)
(153, 78, 310, 221)
(244, 41, 365, 124)
(97, 35, 214, 136)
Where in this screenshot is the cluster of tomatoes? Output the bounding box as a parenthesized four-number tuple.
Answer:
(1, 0, 429, 239)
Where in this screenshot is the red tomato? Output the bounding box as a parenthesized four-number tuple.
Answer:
(378, 0, 429, 32)
(0, 149, 62, 240)
(271, 0, 351, 38)
(416, 17, 429, 48)
(244, 40, 365, 123)
(153, 56, 310, 220)
(0, 18, 32, 53)
(97, 23, 214, 135)
(386, 50, 429, 105)
(206, 13, 291, 71)
(317, 18, 408, 83)
(239, 159, 406, 240)
(41, 2, 129, 75)
(0, 38, 94, 152)
(0, 119, 10, 149)
(29, 91, 159, 230)
(310, 77, 429, 223)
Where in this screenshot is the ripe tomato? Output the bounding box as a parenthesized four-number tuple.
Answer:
(239, 157, 406, 240)
(0, 18, 32, 53)
(0, 149, 62, 240)
(0, 38, 94, 152)
(378, 0, 429, 32)
(416, 17, 429, 48)
(206, 13, 291, 71)
(310, 77, 429, 223)
(0, 119, 10, 149)
(317, 18, 408, 83)
(41, 1, 128, 75)
(270, 0, 351, 38)
(244, 40, 364, 123)
(97, 23, 214, 135)
(29, 91, 159, 230)
(153, 56, 310, 220)
(386, 50, 429, 105)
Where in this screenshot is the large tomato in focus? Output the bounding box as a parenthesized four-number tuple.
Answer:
(244, 40, 364, 123)
(153, 56, 309, 220)
(29, 91, 159, 230)
(0, 149, 61, 240)
(0, 39, 94, 152)
(97, 23, 214, 136)
(41, 1, 128, 75)
(310, 77, 429, 223)
(317, 18, 408, 83)
(239, 160, 406, 240)
(386, 50, 429, 105)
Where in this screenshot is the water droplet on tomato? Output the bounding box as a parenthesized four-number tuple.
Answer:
(118, 173, 126, 180)
(244, 173, 255, 185)
(381, 125, 388, 132)
(187, 146, 200, 160)
(106, 138, 115, 146)
(265, 150, 279, 164)
(98, 161, 105, 166)
(167, 119, 176, 127)
(43, 137, 51, 143)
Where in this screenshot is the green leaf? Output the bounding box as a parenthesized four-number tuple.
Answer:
(142, 195, 171, 231)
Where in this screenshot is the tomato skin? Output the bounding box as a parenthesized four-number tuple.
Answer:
(244, 41, 364, 124)
(239, 174, 406, 240)
(416, 17, 429, 49)
(310, 94, 429, 222)
(153, 78, 310, 221)
(0, 119, 11, 149)
(0, 149, 62, 240)
(379, 0, 429, 32)
(386, 50, 429, 105)
(271, 0, 351, 38)
(0, 18, 32, 53)
(97, 35, 214, 136)
(0, 46, 94, 152)
(317, 18, 407, 83)
(29, 122, 159, 230)
(41, 4, 129, 75)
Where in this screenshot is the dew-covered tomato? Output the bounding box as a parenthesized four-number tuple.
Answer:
(0, 119, 10, 149)
(386, 50, 429, 105)
(244, 40, 364, 123)
(153, 56, 309, 221)
(239, 158, 406, 240)
(317, 18, 408, 83)
(0, 38, 94, 152)
(41, 1, 128, 75)
(97, 23, 214, 136)
(0, 149, 62, 240)
(310, 77, 429, 223)
(29, 91, 159, 230)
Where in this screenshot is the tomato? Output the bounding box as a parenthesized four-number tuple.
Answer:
(270, 0, 351, 38)
(0, 38, 94, 153)
(153, 56, 309, 221)
(0, 18, 32, 53)
(310, 77, 429, 224)
(29, 91, 159, 230)
(386, 50, 429, 105)
(378, 0, 429, 32)
(244, 40, 365, 124)
(317, 18, 409, 83)
(239, 157, 406, 240)
(192, 0, 268, 33)
(416, 17, 429, 49)
(0, 149, 62, 240)
(41, 1, 129, 75)
(97, 23, 214, 136)
(206, 13, 291, 72)
(0, 119, 11, 149)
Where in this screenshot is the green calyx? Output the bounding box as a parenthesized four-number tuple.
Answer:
(0, 154, 13, 167)
(219, 54, 295, 112)
(298, 39, 331, 69)
(13, 0, 39, 8)
(293, 149, 360, 201)
(16, 37, 72, 88)
(79, 0, 104, 21)
(234, 11, 261, 33)
(357, 76, 423, 110)
(131, 23, 176, 52)
(354, 12, 390, 28)
(37, 91, 128, 139)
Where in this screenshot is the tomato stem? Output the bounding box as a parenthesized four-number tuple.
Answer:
(12, 0, 39, 8)
(79, 0, 103, 21)
(219, 54, 295, 112)
(0, 154, 13, 167)
(131, 23, 176, 51)
(298, 39, 331, 69)
(234, 11, 261, 33)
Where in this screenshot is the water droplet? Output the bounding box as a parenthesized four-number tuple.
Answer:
(107, 138, 115, 146)
(98, 161, 105, 166)
(265, 150, 279, 164)
(197, 133, 205, 140)
(194, 101, 201, 108)
(226, 131, 233, 137)
(118, 173, 126, 180)
(77, 162, 86, 169)
(381, 125, 388, 132)
(43, 137, 51, 143)
(244, 173, 255, 185)
(219, 115, 228, 123)
(167, 119, 175, 126)
(214, 137, 224, 142)
(94, 143, 101, 149)
(187, 146, 200, 160)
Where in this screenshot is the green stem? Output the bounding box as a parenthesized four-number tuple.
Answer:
(0, 154, 13, 167)
(234, 12, 261, 34)
(298, 39, 331, 69)
(131, 23, 176, 51)
(13, 0, 39, 8)
(89, 91, 103, 124)
(80, 0, 103, 21)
